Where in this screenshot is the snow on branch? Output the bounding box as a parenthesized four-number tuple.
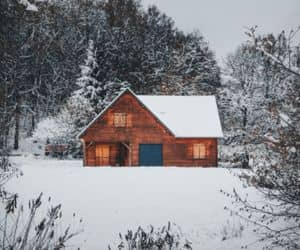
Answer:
(19, 0, 38, 12)
(246, 26, 300, 77)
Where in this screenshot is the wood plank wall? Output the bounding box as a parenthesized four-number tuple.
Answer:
(81, 92, 218, 167)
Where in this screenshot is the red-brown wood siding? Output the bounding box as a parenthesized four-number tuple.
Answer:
(80, 91, 218, 167)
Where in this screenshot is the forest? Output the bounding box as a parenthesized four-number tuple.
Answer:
(0, 0, 299, 249)
(0, 0, 220, 153)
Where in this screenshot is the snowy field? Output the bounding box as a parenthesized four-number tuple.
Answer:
(6, 157, 263, 250)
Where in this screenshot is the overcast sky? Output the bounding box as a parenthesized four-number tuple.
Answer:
(141, 0, 300, 62)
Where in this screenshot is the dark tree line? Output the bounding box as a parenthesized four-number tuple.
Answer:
(0, 0, 220, 151)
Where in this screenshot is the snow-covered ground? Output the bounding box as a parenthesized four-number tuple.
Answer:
(6, 157, 263, 250)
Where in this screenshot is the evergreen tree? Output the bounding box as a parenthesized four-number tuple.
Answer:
(76, 40, 101, 110)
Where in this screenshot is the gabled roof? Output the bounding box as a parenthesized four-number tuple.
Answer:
(77, 88, 223, 139)
(77, 88, 174, 139)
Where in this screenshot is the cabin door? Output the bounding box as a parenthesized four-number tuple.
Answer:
(95, 144, 110, 166)
(117, 143, 128, 166)
(139, 144, 163, 166)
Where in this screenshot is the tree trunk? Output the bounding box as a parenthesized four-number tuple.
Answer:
(13, 93, 20, 150)
(29, 103, 36, 136)
(1, 81, 10, 150)
(242, 106, 247, 128)
(31, 112, 35, 134)
(265, 81, 269, 99)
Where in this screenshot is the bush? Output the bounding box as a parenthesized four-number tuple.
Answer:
(0, 155, 82, 249)
(109, 222, 192, 250)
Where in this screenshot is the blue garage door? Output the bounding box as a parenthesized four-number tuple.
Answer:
(139, 144, 163, 166)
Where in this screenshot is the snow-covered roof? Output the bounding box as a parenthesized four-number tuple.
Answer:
(78, 88, 223, 138)
(137, 95, 223, 138)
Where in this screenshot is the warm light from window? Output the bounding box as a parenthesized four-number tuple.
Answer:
(96, 145, 109, 158)
(114, 113, 126, 127)
(96, 144, 110, 165)
(193, 143, 207, 159)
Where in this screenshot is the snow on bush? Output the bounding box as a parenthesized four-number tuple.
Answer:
(33, 117, 69, 142)
(19, 0, 38, 11)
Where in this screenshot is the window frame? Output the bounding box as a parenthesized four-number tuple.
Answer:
(193, 143, 208, 159)
(95, 144, 110, 165)
(114, 112, 127, 127)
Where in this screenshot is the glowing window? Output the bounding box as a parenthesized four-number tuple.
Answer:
(193, 143, 207, 159)
(96, 144, 110, 165)
(114, 113, 126, 127)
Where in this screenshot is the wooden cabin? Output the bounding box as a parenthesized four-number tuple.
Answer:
(78, 88, 223, 167)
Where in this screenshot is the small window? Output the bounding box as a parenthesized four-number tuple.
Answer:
(114, 113, 126, 127)
(193, 143, 207, 159)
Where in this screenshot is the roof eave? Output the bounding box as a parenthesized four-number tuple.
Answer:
(174, 135, 224, 139)
(77, 88, 133, 139)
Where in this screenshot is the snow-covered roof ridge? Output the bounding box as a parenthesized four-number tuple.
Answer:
(77, 87, 223, 138)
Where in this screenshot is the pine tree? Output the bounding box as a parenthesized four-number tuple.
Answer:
(74, 39, 129, 112)
(100, 80, 129, 110)
(76, 40, 102, 111)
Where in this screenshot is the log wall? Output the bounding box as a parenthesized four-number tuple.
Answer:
(80, 92, 218, 167)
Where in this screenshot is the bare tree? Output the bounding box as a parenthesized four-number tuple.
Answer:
(224, 28, 300, 249)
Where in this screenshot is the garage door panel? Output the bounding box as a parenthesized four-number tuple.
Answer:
(139, 144, 163, 166)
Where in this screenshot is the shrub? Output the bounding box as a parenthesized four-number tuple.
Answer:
(109, 222, 192, 250)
